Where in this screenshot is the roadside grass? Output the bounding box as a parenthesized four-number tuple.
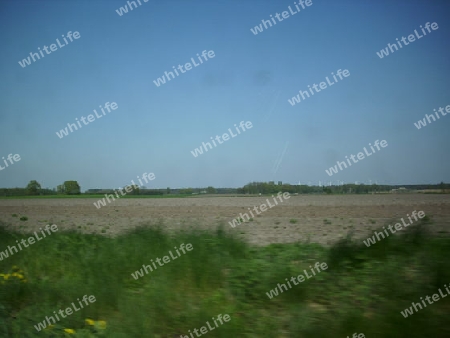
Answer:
(0, 218, 449, 337)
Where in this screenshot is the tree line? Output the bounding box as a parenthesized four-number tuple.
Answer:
(237, 181, 450, 195)
(0, 181, 448, 197)
(0, 180, 80, 196)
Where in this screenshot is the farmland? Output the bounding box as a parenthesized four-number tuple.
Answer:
(1, 194, 449, 245)
(1, 194, 450, 336)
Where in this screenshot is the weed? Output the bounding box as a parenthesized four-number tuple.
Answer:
(0, 219, 448, 336)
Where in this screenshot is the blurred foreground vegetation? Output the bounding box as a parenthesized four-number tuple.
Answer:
(0, 217, 449, 337)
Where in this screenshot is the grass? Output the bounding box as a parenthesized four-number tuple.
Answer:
(289, 219, 298, 224)
(0, 218, 450, 337)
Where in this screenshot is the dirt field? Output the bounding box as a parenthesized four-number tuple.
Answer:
(0, 194, 449, 246)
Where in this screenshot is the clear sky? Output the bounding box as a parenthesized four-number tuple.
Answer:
(1, 0, 449, 190)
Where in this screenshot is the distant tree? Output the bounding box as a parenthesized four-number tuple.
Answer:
(129, 185, 140, 195)
(323, 187, 332, 194)
(206, 186, 216, 194)
(57, 184, 65, 194)
(166, 187, 171, 194)
(40, 188, 57, 196)
(141, 189, 163, 195)
(63, 181, 81, 195)
(26, 180, 41, 195)
(281, 184, 294, 193)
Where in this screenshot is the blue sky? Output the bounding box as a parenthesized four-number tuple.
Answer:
(1, 0, 449, 190)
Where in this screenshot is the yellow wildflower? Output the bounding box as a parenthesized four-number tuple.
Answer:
(85, 318, 95, 326)
(97, 320, 107, 329)
(64, 328, 75, 334)
(12, 272, 24, 279)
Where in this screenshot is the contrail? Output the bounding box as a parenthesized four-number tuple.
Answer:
(272, 141, 289, 174)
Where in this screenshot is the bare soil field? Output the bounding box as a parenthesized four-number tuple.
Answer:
(1, 194, 449, 246)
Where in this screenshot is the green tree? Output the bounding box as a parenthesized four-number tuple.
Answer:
(206, 186, 216, 194)
(57, 184, 65, 194)
(63, 181, 81, 195)
(26, 180, 41, 195)
(323, 187, 332, 194)
(129, 185, 140, 195)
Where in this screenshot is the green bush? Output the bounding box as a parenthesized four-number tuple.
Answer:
(0, 219, 449, 337)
